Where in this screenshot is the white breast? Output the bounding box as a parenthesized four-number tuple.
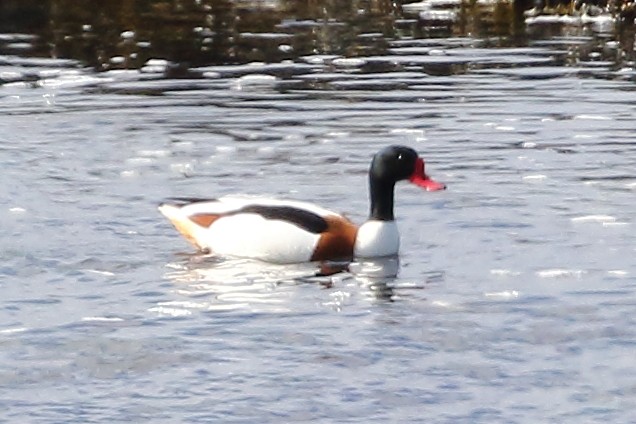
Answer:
(353, 220, 400, 258)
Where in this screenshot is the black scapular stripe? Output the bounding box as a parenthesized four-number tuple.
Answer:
(232, 205, 329, 234)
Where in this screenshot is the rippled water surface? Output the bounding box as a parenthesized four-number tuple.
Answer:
(2, 32, 636, 422)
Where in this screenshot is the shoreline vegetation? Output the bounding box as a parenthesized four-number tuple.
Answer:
(0, 0, 634, 70)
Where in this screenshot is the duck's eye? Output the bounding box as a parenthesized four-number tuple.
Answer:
(397, 153, 404, 161)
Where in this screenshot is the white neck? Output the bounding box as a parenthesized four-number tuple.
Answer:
(354, 220, 400, 258)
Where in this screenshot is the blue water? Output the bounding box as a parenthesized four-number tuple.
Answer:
(1, 36, 636, 422)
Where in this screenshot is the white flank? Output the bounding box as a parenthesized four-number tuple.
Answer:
(205, 213, 320, 263)
(354, 220, 400, 258)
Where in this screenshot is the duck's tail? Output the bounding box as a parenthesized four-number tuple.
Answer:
(158, 203, 207, 250)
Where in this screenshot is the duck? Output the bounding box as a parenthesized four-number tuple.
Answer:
(159, 145, 445, 264)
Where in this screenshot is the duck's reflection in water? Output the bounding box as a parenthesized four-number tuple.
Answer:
(158, 255, 414, 315)
(159, 254, 320, 315)
(348, 256, 400, 301)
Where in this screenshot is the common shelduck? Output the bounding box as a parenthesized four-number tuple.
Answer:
(159, 145, 445, 264)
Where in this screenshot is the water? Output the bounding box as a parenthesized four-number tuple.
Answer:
(2, 13, 636, 424)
